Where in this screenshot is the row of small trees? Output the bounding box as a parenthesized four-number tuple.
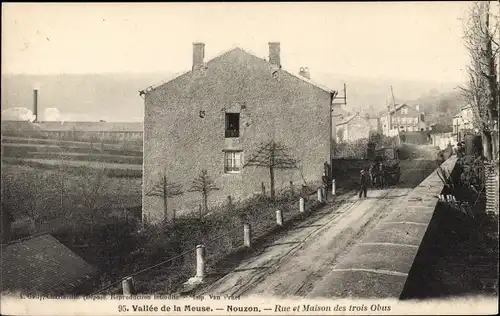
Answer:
(146, 168, 219, 221)
(146, 140, 303, 222)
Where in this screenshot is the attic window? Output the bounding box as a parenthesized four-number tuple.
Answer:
(225, 113, 240, 138)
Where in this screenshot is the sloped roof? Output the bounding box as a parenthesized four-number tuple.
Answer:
(142, 46, 335, 95)
(1, 121, 143, 133)
(453, 105, 473, 118)
(388, 104, 407, 114)
(380, 103, 423, 118)
(1, 234, 98, 295)
(337, 113, 359, 125)
(1, 208, 14, 223)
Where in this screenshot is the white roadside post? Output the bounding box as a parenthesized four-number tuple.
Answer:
(276, 209, 283, 226)
(299, 197, 305, 213)
(196, 245, 205, 279)
(122, 277, 135, 295)
(243, 224, 252, 248)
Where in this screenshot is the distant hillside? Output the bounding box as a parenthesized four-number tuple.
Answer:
(1, 73, 171, 122)
(404, 89, 466, 126)
(1, 72, 463, 122)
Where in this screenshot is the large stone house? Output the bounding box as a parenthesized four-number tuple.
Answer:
(379, 103, 427, 136)
(142, 42, 335, 223)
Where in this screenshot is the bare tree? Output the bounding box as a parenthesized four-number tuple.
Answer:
(22, 171, 50, 231)
(74, 164, 107, 236)
(336, 128, 345, 143)
(55, 140, 68, 215)
(146, 167, 184, 222)
(460, 1, 499, 160)
(2, 169, 56, 232)
(243, 140, 302, 199)
(189, 169, 219, 215)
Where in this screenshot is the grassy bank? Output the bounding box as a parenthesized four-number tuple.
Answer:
(87, 186, 324, 295)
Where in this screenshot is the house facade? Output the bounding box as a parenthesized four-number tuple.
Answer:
(142, 42, 334, 223)
(379, 104, 427, 136)
(452, 105, 475, 142)
(335, 113, 377, 143)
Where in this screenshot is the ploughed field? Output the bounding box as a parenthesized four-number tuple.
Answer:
(1, 136, 143, 177)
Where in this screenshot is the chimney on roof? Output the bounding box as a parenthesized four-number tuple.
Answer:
(299, 67, 311, 79)
(192, 42, 205, 70)
(415, 104, 420, 112)
(268, 42, 281, 68)
(33, 88, 38, 122)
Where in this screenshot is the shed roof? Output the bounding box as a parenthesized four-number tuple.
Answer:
(1, 234, 98, 296)
(336, 113, 359, 125)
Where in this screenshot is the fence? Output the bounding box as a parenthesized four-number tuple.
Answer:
(88, 185, 332, 296)
(485, 162, 499, 216)
(332, 135, 400, 159)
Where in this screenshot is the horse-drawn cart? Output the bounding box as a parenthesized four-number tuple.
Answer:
(370, 147, 401, 188)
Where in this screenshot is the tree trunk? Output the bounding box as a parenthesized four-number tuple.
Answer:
(163, 175, 168, 222)
(203, 190, 208, 215)
(269, 165, 275, 199)
(90, 216, 94, 237)
(483, 130, 493, 161)
(483, 4, 498, 161)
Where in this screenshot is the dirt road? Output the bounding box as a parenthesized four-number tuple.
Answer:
(195, 187, 413, 298)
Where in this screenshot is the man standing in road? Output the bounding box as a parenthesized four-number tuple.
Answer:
(359, 169, 368, 199)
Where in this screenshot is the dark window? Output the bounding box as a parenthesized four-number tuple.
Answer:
(225, 113, 240, 138)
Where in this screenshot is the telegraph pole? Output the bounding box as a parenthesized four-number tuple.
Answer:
(330, 83, 348, 162)
(390, 85, 396, 107)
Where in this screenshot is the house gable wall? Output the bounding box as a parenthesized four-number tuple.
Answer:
(143, 49, 330, 222)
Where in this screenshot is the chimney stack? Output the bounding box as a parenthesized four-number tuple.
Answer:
(192, 42, 205, 70)
(415, 104, 420, 112)
(268, 42, 281, 68)
(33, 88, 38, 122)
(299, 67, 311, 80)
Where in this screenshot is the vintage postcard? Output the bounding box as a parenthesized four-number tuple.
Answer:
(1, 2, 498, 315)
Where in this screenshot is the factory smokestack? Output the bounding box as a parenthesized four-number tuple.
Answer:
(33, 89, 39, 122)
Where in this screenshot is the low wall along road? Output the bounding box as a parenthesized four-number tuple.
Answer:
(308, 156, 457, 298)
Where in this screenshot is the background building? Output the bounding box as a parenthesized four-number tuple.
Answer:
(452, 105, 475, 142)
(379, 103, 427, 136)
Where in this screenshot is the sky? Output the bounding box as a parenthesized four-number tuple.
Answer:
(2, 2, 473, 83)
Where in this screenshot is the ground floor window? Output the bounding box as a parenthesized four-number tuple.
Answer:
(224, 151, 243, 173)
